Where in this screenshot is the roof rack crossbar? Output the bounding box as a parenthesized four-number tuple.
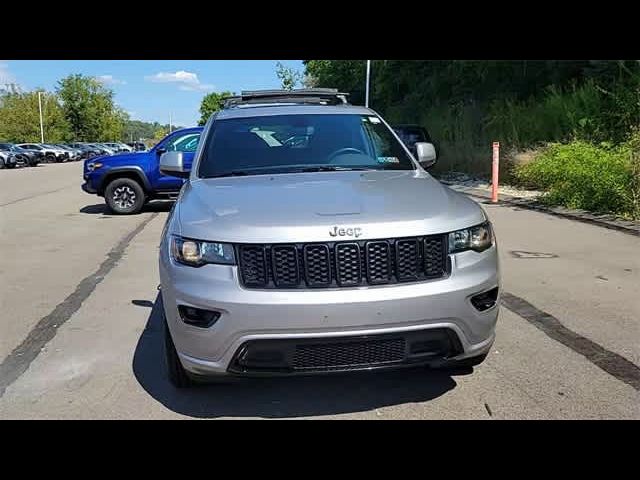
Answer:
(224, 88, 350, 108)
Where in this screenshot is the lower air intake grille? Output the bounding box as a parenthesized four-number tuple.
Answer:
(292, 338, 406, 371)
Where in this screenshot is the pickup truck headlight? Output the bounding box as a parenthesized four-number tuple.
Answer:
(86, 162, 103, 171)
(171, 235, 236, 267)
(448, 221, 493, 253)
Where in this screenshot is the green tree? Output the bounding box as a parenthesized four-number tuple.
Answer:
(303, 60, 366, 104)
(276, 62, 303, 90)
(198, 91, 233, 126)
(0, 90, 71, 142)
(124, 120, 170, 142)
(56, 74, 125, 141)
(152, 127, 169, 144)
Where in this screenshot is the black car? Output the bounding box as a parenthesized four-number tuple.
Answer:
(392, 124, 439, 159)
(0, 143, 41, 166)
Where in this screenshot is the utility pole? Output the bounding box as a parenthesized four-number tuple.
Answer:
(169, 112, 172, 133)
(38, 91, 45, 143)
(365, 60, 371, 108)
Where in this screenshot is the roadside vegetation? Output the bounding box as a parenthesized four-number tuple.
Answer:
(302, 60, 640, 219)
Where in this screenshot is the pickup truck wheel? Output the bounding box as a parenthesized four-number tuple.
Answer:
(104, 178, 145, 215)
(164, 312, 193, 388)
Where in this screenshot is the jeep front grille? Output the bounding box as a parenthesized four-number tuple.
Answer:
(237, 235, 448, 289)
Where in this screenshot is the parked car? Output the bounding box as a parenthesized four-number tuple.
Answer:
(43, 144, 72, 161)
(86, 143, 116, 156)
(0, 143, 41, 166)
(17, 143, 68, 163)
(54, 144, 83, 161)
(127, 141, 147, 152)
(81, 127, 203, 214)
(68, 143, 101, 158)
(96, 143, 119, 155)
(0, 150, 18, 169)
(392, 124, 439, 160)
(155, 89, 499, 387)
(103, 142, 132, 153)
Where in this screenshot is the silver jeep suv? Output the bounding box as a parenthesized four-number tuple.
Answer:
(158, 89, 500, 387)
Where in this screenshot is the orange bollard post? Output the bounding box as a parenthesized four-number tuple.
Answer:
(491, 142, 500, 203)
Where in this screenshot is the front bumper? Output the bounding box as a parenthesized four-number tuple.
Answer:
(81, 181, 97, 194)
(160, 238, 500, 377)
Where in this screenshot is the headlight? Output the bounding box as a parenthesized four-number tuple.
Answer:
(86, 162, 103, 171)
(448, 221, 493, 253)
(170, 235, 236, 267)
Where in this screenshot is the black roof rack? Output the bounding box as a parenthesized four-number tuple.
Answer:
(224, 88, 350, 108)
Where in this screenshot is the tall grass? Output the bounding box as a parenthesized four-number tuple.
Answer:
(407, 80, 640, 179)
(486, 81, 610, 147)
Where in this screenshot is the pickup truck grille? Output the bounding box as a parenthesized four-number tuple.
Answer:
(237, 235, 448, 289)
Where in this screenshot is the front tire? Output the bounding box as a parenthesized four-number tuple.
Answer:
(104, 178, 145, 215)
(164, 312, 193, 388)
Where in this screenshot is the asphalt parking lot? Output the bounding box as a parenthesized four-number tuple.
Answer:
(0, 162, 639, 419)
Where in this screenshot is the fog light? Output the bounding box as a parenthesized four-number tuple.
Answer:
(470, 287, 499, 312)
(178, 305, 220, 327)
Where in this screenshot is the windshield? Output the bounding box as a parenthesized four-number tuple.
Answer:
(0, 143, 11, 150)
(198, 113, 416, 178)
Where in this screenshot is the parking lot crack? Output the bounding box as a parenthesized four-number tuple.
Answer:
(0, 183, 78, 207)
(501, 291, 640, 392)
(0, 213, 158, 398)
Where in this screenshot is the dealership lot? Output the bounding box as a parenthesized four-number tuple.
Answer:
(0, 162, 639, 419)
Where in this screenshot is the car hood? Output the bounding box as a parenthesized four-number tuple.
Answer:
(176, 170, 485, 243)
(95, 151, 147, 163)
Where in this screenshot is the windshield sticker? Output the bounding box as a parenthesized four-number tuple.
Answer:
(377, 156, 400, 164)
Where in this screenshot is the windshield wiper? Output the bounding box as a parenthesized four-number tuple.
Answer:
(298, 166, 378, 173)
(205, 166, 378, 178)
(206, 170, 251, 178)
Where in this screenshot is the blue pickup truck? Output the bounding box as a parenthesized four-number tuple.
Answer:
(82, 127, 203, 214)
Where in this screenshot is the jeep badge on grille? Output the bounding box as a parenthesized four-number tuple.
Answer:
(329, 226, 362, 238)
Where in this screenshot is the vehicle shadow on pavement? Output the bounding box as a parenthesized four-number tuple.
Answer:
(79, 201, 174, 215)
(132, 294, 461, 419)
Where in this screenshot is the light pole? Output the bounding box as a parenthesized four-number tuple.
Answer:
(169, 112, 172, 133)
(38, 91, 44, 143)
(365, 60, 371, 108)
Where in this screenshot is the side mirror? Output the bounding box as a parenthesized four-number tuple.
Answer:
(415, 142, 437, 169)
(159, 151, 190, 178)
(156, 147, 167, 155)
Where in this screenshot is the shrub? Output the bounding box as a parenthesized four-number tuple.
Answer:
(514, 141, 637, 217)
(625, 128, 640, 218)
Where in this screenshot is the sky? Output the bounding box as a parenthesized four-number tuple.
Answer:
(0, 60, 305, 126)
